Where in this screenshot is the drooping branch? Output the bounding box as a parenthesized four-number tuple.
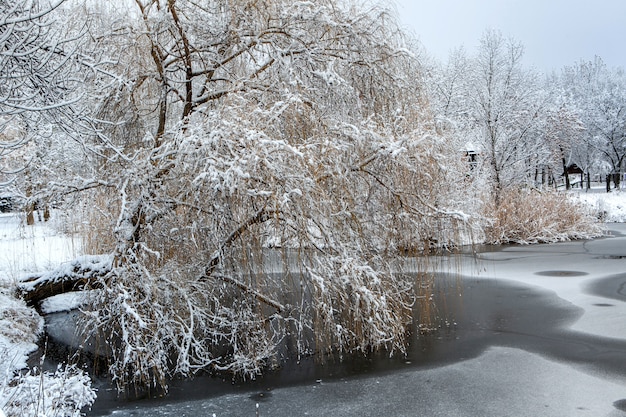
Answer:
(204, 207, 278, 275)
(208, 274, 285, 313)
(198, 207, 283, 312)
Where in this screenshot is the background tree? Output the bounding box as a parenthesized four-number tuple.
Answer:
(541, 104, 586, 190)
(561, 57, 626, 191)
(467, 30, 546, 204)
(429, 31, 548, 203)
(0, 0, 107, 222)
(426, 30, 601, 245)
(0, 0, 82, 161)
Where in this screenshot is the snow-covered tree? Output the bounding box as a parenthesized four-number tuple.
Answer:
(541, 104, 586, 190)
(467, 30, 546, 203)
(429, 31, 548, 204)
(28, 0, 475, 394)
(0, 0, 114, 223)
(0, 0, 82, 161)
(427, 31, 602, 244)
(561, 57, 626, 190)
(429, 47, 471, 125)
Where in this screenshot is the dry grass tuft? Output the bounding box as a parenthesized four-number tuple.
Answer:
(484, 188, 604, 244)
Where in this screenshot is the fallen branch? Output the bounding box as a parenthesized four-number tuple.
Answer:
(17, 255, 113, 307)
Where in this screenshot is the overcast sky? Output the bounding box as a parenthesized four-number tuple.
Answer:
(392, 0, 626, 72)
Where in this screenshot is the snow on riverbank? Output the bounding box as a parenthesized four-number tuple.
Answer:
(0, 212, 80, 377)
(0, 212, 82, 285)
(569, 186, 626, 222)
(0, 212, 94, 416)
(0, 292, 42, 377)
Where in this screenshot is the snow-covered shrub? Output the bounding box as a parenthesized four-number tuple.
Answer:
(0, 365, 96, 417)
(484, 188, 604, 244)
(0, 291, 95, 417)
(0, 293, 43, 377)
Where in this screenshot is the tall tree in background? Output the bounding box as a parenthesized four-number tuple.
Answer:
(467, 30, 545, 204)
(430, 31, 547, 203)
(0, 0, 102, 222)
(561, 57, 626, 191)
(0, 1, 78, 121)
(541, 105, 586, 190)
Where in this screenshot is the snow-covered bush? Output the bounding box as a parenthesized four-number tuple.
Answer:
(0, 293, 43, 377)
(484, 188, 604, 244)
(0, 365, 96, 417)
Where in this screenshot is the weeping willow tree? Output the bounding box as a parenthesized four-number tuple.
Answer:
(24, 0, 476, 394)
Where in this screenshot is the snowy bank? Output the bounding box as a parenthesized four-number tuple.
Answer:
(569, 186, 626, 222)
(0, 292, 42, 377)
(0, 213, 95, 417)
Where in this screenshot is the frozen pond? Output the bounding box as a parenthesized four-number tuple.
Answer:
(86, 224, 626, 417)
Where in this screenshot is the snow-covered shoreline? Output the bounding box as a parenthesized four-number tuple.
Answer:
(0, 213, 94, 416)
(569, 186, 626, 223)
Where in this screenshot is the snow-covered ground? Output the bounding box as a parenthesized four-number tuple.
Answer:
(569, 185, 626, 222)
(0, 212, 82, 286)
(0, 211, 79, 378)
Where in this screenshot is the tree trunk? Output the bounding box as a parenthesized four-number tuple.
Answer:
(562, 158, 570, 190)
(19, 275, 105, 310)
(26, 204, 35, 225)
(25, 178, 35, 225)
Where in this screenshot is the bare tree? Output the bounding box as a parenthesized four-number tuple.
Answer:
(467, 30, 546, 204)
(561, 57, 626, 191)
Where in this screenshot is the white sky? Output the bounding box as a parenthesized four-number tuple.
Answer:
(391, 0, 626, 72)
